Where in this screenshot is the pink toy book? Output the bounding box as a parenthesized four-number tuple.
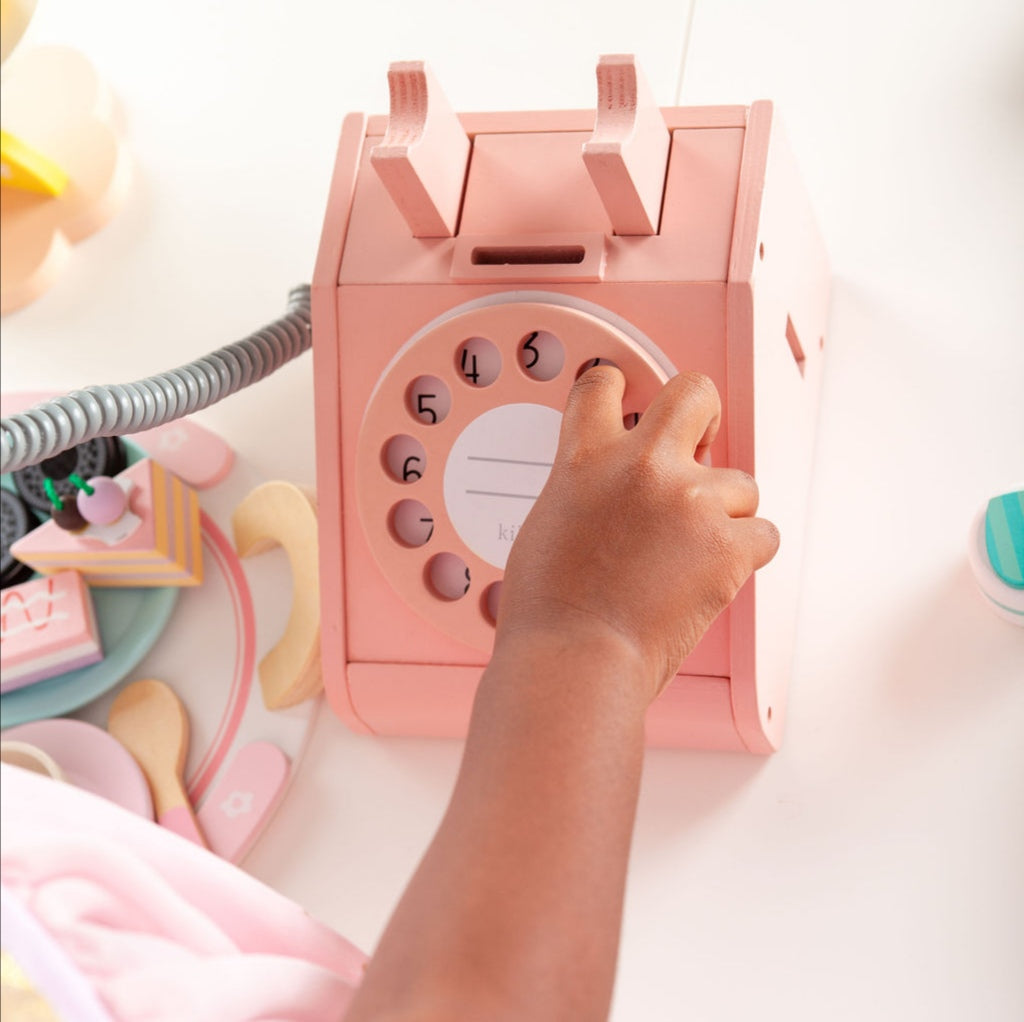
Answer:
(311, 55, 830, 753)
(10, 458, 203, 587)
(0, 569, 102, 691)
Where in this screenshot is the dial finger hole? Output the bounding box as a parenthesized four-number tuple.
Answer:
(575, 357, 620, 379)
(427, 552, 471, 601)
(455, 337, 501, 388)
(390, 500, 435, 548)
(482, 580, 502, 625)
(384, 435, 427, 483)
(407, 376, 451, 425)
(518, 330, 564, 382)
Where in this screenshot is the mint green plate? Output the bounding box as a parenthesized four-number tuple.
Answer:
(1, 441, 179, 729)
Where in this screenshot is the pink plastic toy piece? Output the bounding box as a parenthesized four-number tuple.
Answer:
(0, 570, 103, 691)
(582, 54, 671, 236)
(311, 57, 830, 753)
(197, 741, 290, 863)
(129, 417, 235, 489)
(370, 61, 470, 238)
(76, 475, 127, 524)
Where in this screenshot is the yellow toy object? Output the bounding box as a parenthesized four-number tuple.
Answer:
(0, 0, 130, 314)
(0, 1, 61, 196)
(0, 128, 68, 195)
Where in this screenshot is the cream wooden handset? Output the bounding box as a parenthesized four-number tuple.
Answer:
(311, 56, 831, 753)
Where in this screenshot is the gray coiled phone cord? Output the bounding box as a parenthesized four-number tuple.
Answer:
(1, 285, 312, 475)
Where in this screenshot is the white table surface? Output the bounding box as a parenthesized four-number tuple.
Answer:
(3, 2, 1022, 1019)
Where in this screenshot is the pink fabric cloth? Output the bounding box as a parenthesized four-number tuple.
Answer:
(0, 763, 367, 1021)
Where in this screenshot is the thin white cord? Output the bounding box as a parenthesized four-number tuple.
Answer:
(674, 0, 699, 104)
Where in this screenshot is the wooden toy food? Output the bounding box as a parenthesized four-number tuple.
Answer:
(10, 458, 203, 587)
(0, 569, 102, 691)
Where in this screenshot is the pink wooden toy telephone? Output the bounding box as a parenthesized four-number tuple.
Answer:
(311, 56, 831, 753)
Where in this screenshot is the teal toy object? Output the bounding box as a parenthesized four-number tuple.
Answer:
(969, 488, 1024, 624)
(984, 490, 1024, 589)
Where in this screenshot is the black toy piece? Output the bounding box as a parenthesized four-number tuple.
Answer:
(12, 437, 126, 514)
(1, 487, 38, 589)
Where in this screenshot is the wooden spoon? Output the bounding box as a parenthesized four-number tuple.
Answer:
(107, 679, 207, 847)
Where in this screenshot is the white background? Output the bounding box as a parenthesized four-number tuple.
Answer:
(3, 2, 1023, 1019)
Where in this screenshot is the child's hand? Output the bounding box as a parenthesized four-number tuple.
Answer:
(495, 366, 780, 705)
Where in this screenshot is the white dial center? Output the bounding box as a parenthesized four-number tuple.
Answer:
(443, 403, 562, 568)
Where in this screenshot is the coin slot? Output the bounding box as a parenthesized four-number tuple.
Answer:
(471, 245, 586, 266)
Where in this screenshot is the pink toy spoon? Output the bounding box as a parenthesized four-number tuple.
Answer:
(107, 679, 207, 848)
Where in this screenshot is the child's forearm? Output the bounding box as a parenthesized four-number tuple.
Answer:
(345, 367, 778, 1021)
(345, 632, 649, 1022)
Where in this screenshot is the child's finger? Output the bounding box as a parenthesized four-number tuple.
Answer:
(732, 515, 781, 571)
(558, 365, 627, 452)
(710, 467, 761, 518)
(640, 371, 721, 455)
